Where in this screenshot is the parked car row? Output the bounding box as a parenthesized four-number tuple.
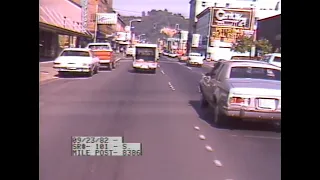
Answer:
(162, 50, 206, 67)
(53, 42, 117, 77)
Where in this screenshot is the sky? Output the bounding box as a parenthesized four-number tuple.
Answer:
(113, 0, 190, 17)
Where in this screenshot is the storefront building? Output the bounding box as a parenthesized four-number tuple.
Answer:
(196, 7, 255, 60)
(39, 0, 92, 59)
(256, 14, 281, 53)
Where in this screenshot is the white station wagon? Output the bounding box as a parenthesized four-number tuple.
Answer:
(53, 48, 100, 77)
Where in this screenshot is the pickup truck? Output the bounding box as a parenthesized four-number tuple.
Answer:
(86, 42, 115, 70)
(199, 60, 281, 127)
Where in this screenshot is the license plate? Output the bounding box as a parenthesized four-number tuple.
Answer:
(258, 99, 275, 109)
(67, 67, 76, 70)
(141, 65, 148, 69)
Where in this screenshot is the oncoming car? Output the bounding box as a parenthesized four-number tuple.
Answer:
(53, 48, 100, 77)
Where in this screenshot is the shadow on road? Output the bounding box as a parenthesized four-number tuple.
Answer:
(188, 100, 281, 132)
(54, 73, 90, 78)
(127, 69, 156, 74)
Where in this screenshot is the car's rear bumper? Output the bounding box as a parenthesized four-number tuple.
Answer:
(54, 66, 90, 72)
(188, 62, 203, 65)
(222, 107, 281, 121)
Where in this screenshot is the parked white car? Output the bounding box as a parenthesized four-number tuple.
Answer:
(53, 48, 100, 77)
(261, 53, 281, 67)
(187, 53, 205, 67)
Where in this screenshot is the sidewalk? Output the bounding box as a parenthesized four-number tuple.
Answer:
(39, 54, 124, 83)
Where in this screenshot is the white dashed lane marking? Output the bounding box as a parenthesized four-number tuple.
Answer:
(199, 134, 206, 140)
(205, 145, 213, 152)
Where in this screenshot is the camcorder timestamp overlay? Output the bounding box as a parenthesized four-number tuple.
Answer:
(72, 136, 143, 156)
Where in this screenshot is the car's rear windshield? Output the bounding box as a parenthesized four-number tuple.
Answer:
(230, 67, 281, 81)
(273, 56, 281, 62)
(136, 48, 155, 61)
(88, 45, 111, 50)
(190, 54, 201, 56)
(60, 50, 90, 57)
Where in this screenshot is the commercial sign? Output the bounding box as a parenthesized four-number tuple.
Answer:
(97, 13, 118, 25)
(212, 8, 254, 30)
(116, 32, 130, 41)
(180, 30, 188, 41)
(80, 0, 88, 32)
(192, 34, 200, 48)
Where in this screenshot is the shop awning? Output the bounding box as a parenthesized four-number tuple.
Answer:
(39, 5, 91, 38)
(40, 22, 92, 38)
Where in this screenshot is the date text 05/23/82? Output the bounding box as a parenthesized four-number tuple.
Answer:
(71, 136, 142, 156)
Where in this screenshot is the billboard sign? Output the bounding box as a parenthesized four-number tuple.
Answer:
(212, 8, 254, 30)
(180, 30, 188, 41)
(192, 34, 200, 48)
(97, 13, 118, 25)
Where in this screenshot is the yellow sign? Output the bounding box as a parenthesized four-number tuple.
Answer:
(211, 27, 245, 43)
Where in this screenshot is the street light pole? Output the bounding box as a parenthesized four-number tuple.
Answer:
(93, 1, 98, 43)
(129, 19, 142, 45)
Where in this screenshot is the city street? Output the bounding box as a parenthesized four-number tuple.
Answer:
(40, 57, 281, 180)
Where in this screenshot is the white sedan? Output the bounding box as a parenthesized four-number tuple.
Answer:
(187, 53, 205, 67)
(53, 48, 100, 77)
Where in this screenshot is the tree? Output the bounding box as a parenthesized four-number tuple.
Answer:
(231, 35, 254, 53)
(255, 38, 273, 55)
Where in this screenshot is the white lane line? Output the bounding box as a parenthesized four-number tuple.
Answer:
(187, 67, 192, 70)
(194, 126, 200, 130)
(243, 135, 281, 140)
(161, 70, 165, 74)
(171, 87, 175, 91)
(168, 82, 172, 86)
(199, 134, 206, 140)
(213, 160, 223, 167)
(205, 145, 213, 152)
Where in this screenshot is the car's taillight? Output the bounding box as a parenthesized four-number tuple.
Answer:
(229, 97, 249, 105)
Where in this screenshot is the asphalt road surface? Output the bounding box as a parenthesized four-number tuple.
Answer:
(40, 56, 281, 180)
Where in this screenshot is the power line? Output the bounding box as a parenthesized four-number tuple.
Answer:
(113, 8, 141, 14)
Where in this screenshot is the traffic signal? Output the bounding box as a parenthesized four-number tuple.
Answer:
(202, 1, 206, 7)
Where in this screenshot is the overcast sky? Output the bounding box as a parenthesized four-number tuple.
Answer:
(113, 0, 190, 17)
